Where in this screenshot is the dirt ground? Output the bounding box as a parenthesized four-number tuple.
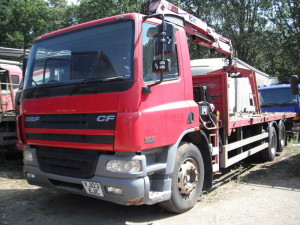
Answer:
(0, 144, 300, 225)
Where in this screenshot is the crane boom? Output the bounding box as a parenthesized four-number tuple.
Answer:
(142, 0, 233, 58)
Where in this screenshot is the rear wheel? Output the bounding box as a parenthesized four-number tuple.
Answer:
(261, 126, 277, 161)
(277, 120, 286, 152)
(159, 142, 204, 213)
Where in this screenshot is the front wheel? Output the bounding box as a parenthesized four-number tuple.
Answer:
(159, 142, 204, 213)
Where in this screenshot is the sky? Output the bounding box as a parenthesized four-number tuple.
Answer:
(66, 0, 78, 5)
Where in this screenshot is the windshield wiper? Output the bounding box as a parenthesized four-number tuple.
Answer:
(25, 79, 41, 97)
(70, 75, 128, 94)
(37, 81, 66, 87)
(261, 103, 281, 107)
(32, 79, 40, 88)
(26, 80, 71, 97)
(261, 102, 296, 107)
(80, 75, 127, 84)
(29, 79, 65, 89)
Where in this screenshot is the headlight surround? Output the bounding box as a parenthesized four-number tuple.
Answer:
(106, 160, 142, 173)
(23, 150, 34, 162)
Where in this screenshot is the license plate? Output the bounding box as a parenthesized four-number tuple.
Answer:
(82, 181, 104, 197)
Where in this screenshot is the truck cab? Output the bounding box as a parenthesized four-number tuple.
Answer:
(21, 13, 200, 212)
(0, 63, 22, 149)
(0, 63, 22, 111)
(259, 84, 300, 131)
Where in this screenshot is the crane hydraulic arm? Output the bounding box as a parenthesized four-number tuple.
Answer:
(142, 0, 233, 59)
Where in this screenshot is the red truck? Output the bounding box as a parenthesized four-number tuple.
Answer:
(19, 0, 296, 213)
(0, 62, 22, 150)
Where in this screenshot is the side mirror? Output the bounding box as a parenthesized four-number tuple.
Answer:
(290, 75, 299, 95)
(152, 22, 174, 74)
(142, 19, 175, 94)
(156, 22, 175, 55)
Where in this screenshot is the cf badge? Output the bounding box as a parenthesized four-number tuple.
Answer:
(96, 115, 115, 122)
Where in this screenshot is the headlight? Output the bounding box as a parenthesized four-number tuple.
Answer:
(23, 150, 34, 162)
(106, 160, 142, 173)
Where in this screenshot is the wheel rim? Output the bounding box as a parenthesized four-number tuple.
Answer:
(270, 132, 276, 156)
(177, 158, 199, 195)
(280, 127, 285, 147)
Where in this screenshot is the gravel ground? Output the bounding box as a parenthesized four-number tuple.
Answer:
(0, 144, 300, 225)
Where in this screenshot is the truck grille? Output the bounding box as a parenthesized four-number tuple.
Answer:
(26, 133, 114, 144)
(24, 113, 116, 147)
(25, 113, 116, 130)
(36, 147, 101, 179)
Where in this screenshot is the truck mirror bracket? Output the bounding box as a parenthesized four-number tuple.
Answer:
(290, 75, 299, 95)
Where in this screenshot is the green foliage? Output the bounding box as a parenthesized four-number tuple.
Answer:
(237, 174, 248, 183)
(205, 0, 272, 68)
(75, 0, 143, 23)
(0, 0, 71, 48)
(179, 0, 299, 78)
(0, 0, 299, 78)
(269, 0, 300, 77)
(179, 0, 223, 59)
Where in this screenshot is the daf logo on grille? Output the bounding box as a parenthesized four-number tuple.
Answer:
(96, 115, 115, 122)
(26, 116, 40, 122)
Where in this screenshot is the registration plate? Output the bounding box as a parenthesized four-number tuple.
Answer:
(82, 181, 104, 197)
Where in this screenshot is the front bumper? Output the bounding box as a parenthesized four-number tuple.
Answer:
(24, 164, 147, 205)
(23, 146, 172, 206)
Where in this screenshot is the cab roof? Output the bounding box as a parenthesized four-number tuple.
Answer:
(35, 13, 140, 42)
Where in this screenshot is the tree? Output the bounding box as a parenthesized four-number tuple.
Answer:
(178, 0, 272, 65)
(0, 0, 298, 78)
(3, 0, 49, 48)
(178, 0, 222, 60)
(181, 0, 299, 78)
(46, 0, 71, 30)
(269, 0, 300, 76)
(0, 0, 71, 49)
(213, 0, 273, 68)
(0, 0, 14, 47)
(75, 0, 143, 24)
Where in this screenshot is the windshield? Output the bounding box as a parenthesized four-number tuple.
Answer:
(259, 88, 298, 107)
(24, 20, 134, 93)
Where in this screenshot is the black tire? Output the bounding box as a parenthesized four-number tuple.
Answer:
(261, 126, 277, 161)
(277, 120, 286, 152)
(159, 142, 204, 213)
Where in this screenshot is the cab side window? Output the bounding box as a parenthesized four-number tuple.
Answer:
(142, 22, 179, 83)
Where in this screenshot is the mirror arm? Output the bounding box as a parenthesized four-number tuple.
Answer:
(142, 73, 163, 94)
(290, 75, 300, 95)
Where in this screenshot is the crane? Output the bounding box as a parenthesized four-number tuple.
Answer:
(142, 0, 233, 60)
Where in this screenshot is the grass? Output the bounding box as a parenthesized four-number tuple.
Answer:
(236, 175, 248, 183)
(235, 164, 249, 183)
(287, 132, 300, 154)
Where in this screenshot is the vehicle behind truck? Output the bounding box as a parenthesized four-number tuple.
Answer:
(0, 62, 22, 150)
(19, 0, 296, 213)
(259, 83, 300, 133)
